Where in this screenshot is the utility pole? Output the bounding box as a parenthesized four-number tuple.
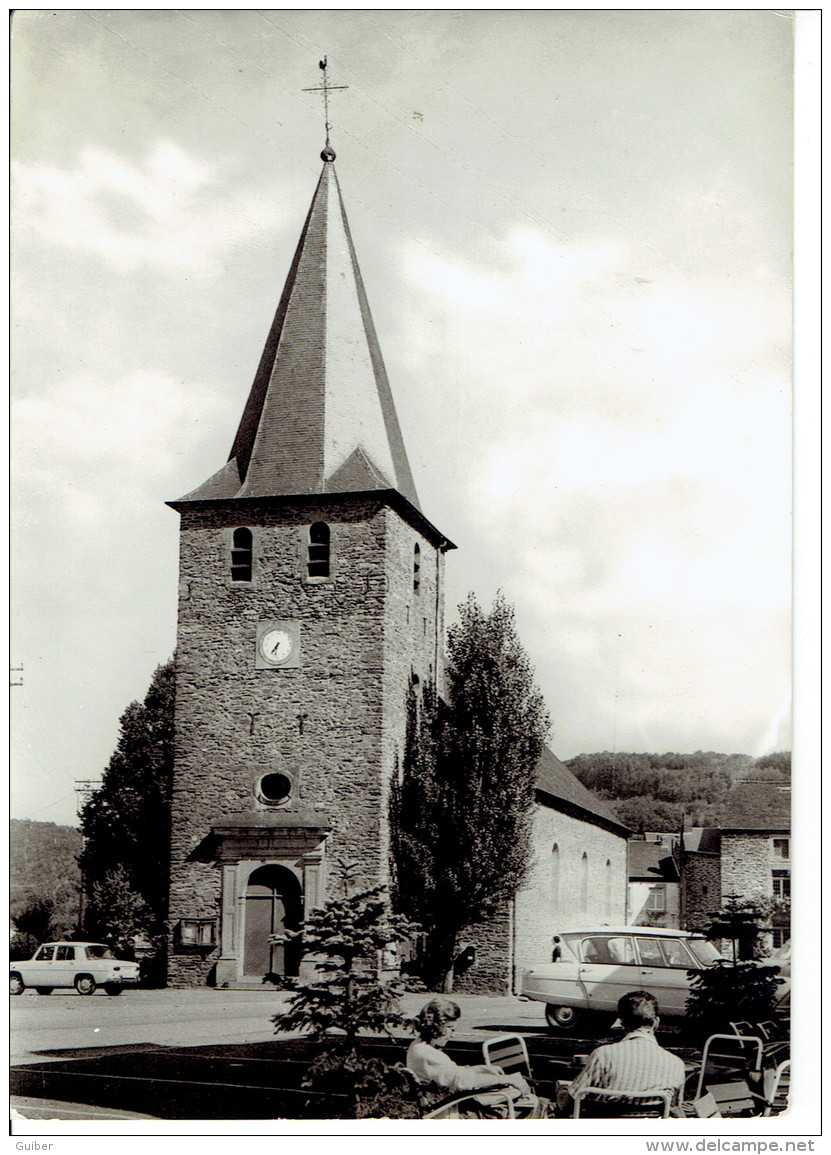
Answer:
(74, 780, 99, 936)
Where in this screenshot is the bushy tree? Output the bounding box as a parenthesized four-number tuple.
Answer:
(79, 660, 174, 959)
(10, 900, 59, 960)
(390, 592, 550, 988)
(271, 872, 423, 1119)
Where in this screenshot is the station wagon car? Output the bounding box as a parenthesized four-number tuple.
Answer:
(10, 941, 141, 996)
(521, 927, 730, 1030)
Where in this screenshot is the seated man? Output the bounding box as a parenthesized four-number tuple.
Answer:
(557, 990, 685, 1117)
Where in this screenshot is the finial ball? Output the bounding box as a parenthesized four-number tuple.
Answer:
(321, 146, 336, 162)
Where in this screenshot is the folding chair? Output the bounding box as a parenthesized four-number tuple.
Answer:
(691, 1092, 721, 1118)
(762, 1059, 790, 1117)
(572, 1088, 672, 1118)
(423, 1085, 517, 1119)
(695, 1034, 764, 1100)
(704, 1081, 767, 1118)
(482, 1034, 532, 1080)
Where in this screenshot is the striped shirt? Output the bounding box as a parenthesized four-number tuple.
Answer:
(569, 1028, 685, 1102)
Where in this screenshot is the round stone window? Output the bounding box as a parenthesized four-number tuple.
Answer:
(257, 772, 292, 807)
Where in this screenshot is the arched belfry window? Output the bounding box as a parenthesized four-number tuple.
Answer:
(413, 543, 421, 594)
(231, 527, 253, 582)
(308, 522, 330, 578)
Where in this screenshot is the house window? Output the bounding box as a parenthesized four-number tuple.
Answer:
(413, 543, 421, 594)
(772, 838, 790, 860)
(231, 527, 253, 582)
(307, 522, 330, 578)
(771, 928, 787, 949)
(646, 885, 667, 912)
(772, 870, 790, 900)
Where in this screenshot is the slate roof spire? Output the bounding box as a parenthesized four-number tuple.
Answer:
(179, 149, 421, 510)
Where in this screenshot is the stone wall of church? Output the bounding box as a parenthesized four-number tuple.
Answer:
(167, 496, 445, 986)
(380, 510, 445, 873)
(453, 908, 512, 994)
(512, 805, 628, 986)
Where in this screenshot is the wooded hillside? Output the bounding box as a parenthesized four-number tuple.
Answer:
(565, 751, 790, 832)
(10, 819, 82, 938)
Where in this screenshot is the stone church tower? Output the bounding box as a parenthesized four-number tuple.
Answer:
(166, 146, 454, 987)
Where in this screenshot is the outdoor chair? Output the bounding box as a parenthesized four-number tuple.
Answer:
(481, 1033, 551, 1118)
(572, 1087, 672, 1118)
(695, 1033, 764, 1101)
(702, 1081, 768, 1118)
(762, 1059, 790, 1117)
(422, 1085, 517, 1119)
(690, 1092, 721, 1118)
(481, 1034, 532, 1080)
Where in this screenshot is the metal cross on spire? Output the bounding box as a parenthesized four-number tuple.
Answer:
(303, 56, 348, 157)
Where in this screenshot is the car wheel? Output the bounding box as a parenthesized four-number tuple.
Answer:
(10, 974, 24, 996)
(74, 975, 97, 996)
(545, 1004, 582, 1031)
(104, 984, 123, 996)
(35, 987, 53, 995)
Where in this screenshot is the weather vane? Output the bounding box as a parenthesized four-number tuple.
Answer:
(303, 56, 348, 157)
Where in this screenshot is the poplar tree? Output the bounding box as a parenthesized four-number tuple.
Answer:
(390, 593, 550, 989)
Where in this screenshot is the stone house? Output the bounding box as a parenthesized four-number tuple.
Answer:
(678, 826, 790, 949)
(164, 141, 628, 989)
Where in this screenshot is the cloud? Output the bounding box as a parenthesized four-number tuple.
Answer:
(12, 141, 283, 274)
(398, 221, 791, 757)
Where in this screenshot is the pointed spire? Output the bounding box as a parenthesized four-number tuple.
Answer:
(180, 154, 420, 511)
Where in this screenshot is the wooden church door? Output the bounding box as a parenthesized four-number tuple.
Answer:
(243, 865, 302, 978)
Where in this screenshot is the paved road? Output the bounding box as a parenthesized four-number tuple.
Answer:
(11, 987, 551, 1064)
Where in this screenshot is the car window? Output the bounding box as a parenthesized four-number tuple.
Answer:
(687, 938, 723, 967)
(580, 936, 635, 964)
(84, 945, 115, 960)
(34, 946, 55, 961)
(636, 937, 666, 966)
(56, 945, 75, 961)
(662, 939, 696, 968)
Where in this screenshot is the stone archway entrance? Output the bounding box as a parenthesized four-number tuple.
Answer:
(243, 865, 302, 978)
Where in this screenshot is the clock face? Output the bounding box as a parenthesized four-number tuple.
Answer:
(255, 621, 300, 669)
(260, 629, 293, 665)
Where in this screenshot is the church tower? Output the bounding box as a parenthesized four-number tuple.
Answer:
(166, 142, 454, 987)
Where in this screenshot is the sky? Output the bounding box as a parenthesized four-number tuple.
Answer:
(11, 9, 797, 828)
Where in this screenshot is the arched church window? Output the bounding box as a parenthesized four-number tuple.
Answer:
(308, 522, 330, 578)
(550, 844, 560, 908)
(580, 852, 589, 910)
(413, 543, 421, 594)
(604, 859, 612, 918)
(231, 527, 253, 582)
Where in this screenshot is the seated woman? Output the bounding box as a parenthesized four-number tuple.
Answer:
(406, 998, 532, 1114)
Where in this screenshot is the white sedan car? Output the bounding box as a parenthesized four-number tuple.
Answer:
(521, 926, 730, 1031)
(10, 941, 141, 996)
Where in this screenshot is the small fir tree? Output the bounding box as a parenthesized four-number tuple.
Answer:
(685, 897, 786, 1043)
(271, 869, 424, 1118)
